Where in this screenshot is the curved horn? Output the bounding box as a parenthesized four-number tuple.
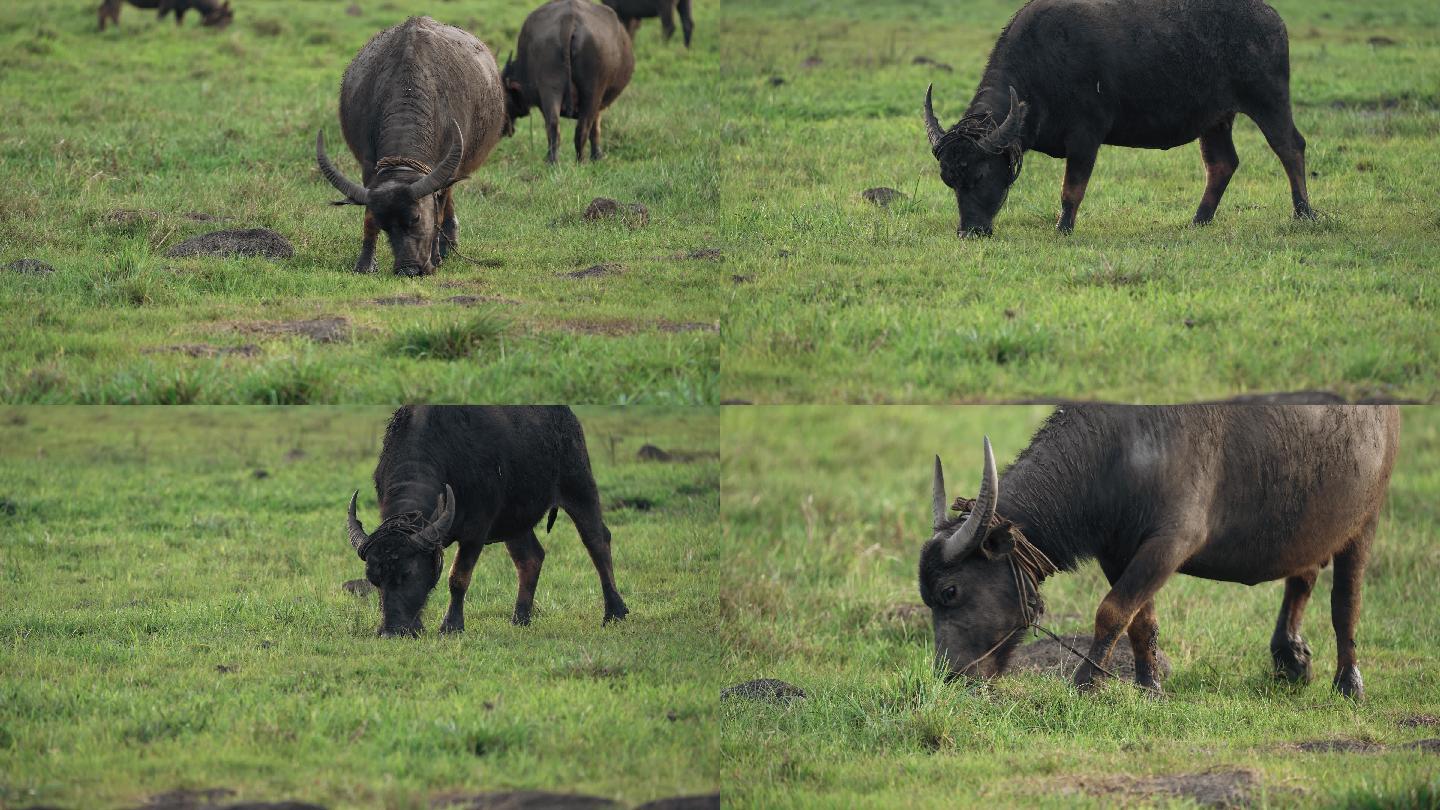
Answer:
(941, 436, 999, 563)
(977, 86, 1027, 153)
(407, 120, 465, 200)
(923, 83, 944, 150)
(414, 483, 457, 549)
(347, 490, 370, 559)
(316, 130, 369, 204)
(932, 455, 949, 532)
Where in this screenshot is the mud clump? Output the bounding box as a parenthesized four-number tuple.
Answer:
(1292, 739, 1385, 753)
(583, 198, 649, 229)
(1407, 739, 1440, 753)
(721, 678, 806, 702)
(1401, 714, 1440, 728)
(231, 317, 351, 344)
(566, 264, 624, 280)
(1071, 770, 1258, 808)
(674, 248, 723, 261)
(634, 796, 720, 810)
(431, 791, 618, 809)
(1010, 633, 1172, 681)
(861, 187, 906, 207)
(5, 258, 54, 274)
(166, 229, 294, 260)
(373, 295, 429, 306)
(447, 295, 520, 306)
(342, 579, 377, 597)
(912, 55, 954, 72)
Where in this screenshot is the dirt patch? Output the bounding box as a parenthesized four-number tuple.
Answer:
(143, 343, 260, 359)
(671, 248, 723, 261)
(1010, 633, 1172, 681)
(634, 796, 720, 810)
(1070, 769, 1258, 808)
(166, 229, 294, 260)
(1406, 739, 1440, 753)
(5, 258, 54, 274)
(345, 2, 362, 15)
(228, 317, 352, 344)
(342, 579, 377, 598)
(911, 55, 953, 72)
(609, 497, 655, 512)
(1292, 739, 1385, 754)
(128, 788, 327, 810)
(447, 295, 520, 307)
(861, 187, 905, 207)
(721, 678, 806, 702)
(658, 321, 718, 334)
(372, 295, 429, 306)
(185, 211, 219, 222)
(1367, 35, 1398, 46)
(636, 444, 719, 463)
(431, 793, 617, 810)
(565, 263, 624, 280)
(1401, 714, 1440, 728)
(108, 208, 161, 225)
(583, 198, 649, 229)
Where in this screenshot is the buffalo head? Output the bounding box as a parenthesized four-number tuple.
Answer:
(918, 439, 1035, 680)
(924, 85, 1027, 238)
(499, 54, 524, 137)
(316, 122, 464, 276)
(346, 485, 456, 637)
(202, 1, 233, 28)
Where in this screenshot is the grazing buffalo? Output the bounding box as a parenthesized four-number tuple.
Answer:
(601, 0, 694, 47)
(922, 0, 1315, 237)
(345, 406, 628, 638)
(98, 0, 232, 30)
(920, 406, 1399, 699)
(316, 17, 507, 276)
(503, 0, 635, 163)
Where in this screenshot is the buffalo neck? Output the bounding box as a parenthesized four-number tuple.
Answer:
(377, 459, 448, 520)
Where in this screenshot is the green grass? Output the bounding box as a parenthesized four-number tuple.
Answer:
(0, 406, 721, 808)
(0, 1, 722, 404)
(720, 406, 1440, 807)
(718, 0, 1440, 403)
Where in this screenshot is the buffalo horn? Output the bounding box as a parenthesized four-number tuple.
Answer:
(408, 121, 465, 200)
(414, 484, 457, 549)
(932, 455, 948, 532)
(316, 130, 369, 205)
(347, 490, 370, 558)
(923, 83, 944, 150)
(941, 436, 998, 563)
(978, 86, 1026, 153)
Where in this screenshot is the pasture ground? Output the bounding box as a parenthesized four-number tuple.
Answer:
(0, 0, 721, 404)
(718, 0, 1439, 403)
(0, 406, 720, 808)
(720, 406, 1440, 807)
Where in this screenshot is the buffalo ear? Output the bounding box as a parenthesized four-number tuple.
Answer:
(979, 523, 1015, 560)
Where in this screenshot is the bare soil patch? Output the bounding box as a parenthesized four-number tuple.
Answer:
(143, 343, 260, 358)
(1406, 739, 1440, 753)
(861, 187, 906, 207)
(1292, 739, 1385, 753)
(670, 248, 723, 261)
(447, 295, 520, 306)
(166, 229, 293, 260)
(721, 678, 806, 702)
(5, 258, 53, 274)
(1401, 714, 1440, 727)
(565, 264, 624, 280)
(342, 579, 376, 597)
(227, 317, 352, 344)
(372, 295, 429, 306)
(1068, 769, 1259, 808)
(1010, 632, 1172, 681)
(583, 198, 649, 229)
(431, 793, 617, 810)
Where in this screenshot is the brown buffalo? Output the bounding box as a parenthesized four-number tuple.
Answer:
(98, 0, 233, 31)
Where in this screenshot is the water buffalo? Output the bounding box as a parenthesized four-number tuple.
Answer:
(345, 406, 628, 637)
(98, 0, 232, 31)
(920, 406, 1399, 699)
(502, 0, 634, 163)
(601, 0, 694, 47)
(922, 0, 1315, 237)
(316, 17, 507, 276)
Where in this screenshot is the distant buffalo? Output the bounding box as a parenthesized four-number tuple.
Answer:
(921, 406, 1399, 698)
(316, 17, 507, 275)
(923, 0, 1315, 236)
(503, 0, 635, 163)
(601, 0, 694, 47)
(99, 0, 233, 30)
(346, 406, 628, 637)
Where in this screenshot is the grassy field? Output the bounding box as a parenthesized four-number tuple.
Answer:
(720, 406, 1440, 807)
(718, 0, 1440, 403)
(0, 0, 721, 404)
(0, 406, 720, 809)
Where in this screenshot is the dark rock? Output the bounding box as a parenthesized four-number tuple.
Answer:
(721, 678, 806, 702)
(166, 229, 293, 260)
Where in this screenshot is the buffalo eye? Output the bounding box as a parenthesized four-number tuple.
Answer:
(941, 585, 958, 604)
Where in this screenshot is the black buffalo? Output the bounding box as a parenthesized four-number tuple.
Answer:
(345, 406, 628, 637)
(920, 406, 1399, 699)
(503, 0, 635, 163)
(316, 17, 507, 275)
(923, 0, 1316, 237)
(601, 0, 694, 47)
(98, 0, 232, 30)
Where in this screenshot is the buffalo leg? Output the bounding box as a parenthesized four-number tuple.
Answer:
(543, 102, 561, 164)
(98, 0, 118, 30)
(438, 190, 457, 262)
(1100, 555, 1163, 691)
(1249, 106, 1315, 220)
(1075, 535, 1197, 690)
(1057, 142, 1099, 234)
(1270, 568, 1318, 683)
(625, 18, 642, 41)
(561, 489, 628, 624)
(659, 0, 677, 41)
(439, 541, 485, 634)
(589, 114, 604, 161)
(678, 0, 694, 46)
(1331, 524, 1374, 699)
(1193, 115, 1239, 225)
(574, 115, 594, 163)
(505, 531, 547, 626)
(354, 210, 378, 273)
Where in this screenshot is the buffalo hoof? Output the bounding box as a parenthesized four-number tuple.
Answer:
(1056, 221, 1075, 235)
(439, 619, 463, 635)
(1192, 212, 1215, 227)
(1272, 636, 1313, 684)
(511, 607, 532, 627)
(378, 626, 420, 638)
(602, 599, 629, 626)
(1334, 667, 1364, 700)
(353, 256, 377, 274)
(1294, 203, 1318, 221)
(394, 265, 429, 278)
(1136, 679, 1164, 697)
